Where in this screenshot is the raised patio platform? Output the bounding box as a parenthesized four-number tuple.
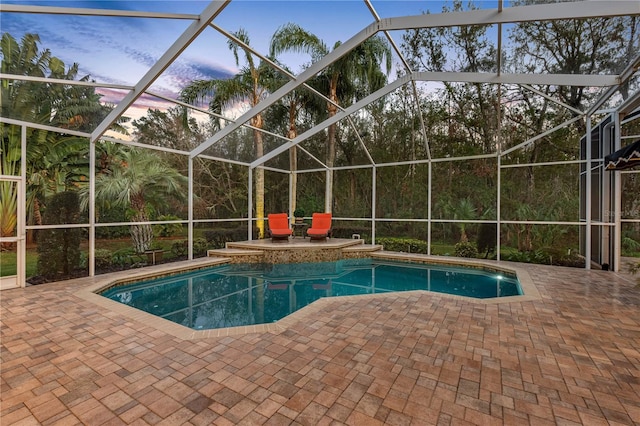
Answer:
(207, 237, 383, 263)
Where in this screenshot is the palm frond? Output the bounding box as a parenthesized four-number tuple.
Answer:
(270, 23, 328, 62)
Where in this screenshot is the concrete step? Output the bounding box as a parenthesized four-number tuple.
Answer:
(342, 244, 383, 253)
(207, 249, 264, 263)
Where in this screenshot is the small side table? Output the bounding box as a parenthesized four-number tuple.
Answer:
(292, 223, 308, 239)
(144, 249, 165, 265)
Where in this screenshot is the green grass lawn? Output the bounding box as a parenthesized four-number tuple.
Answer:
(0, 227, 221, 278)
(1, 249, 39, 277)
(0, 237, 189, 279)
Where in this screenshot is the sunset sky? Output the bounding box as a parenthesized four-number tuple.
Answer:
(1, 1, 502, 123)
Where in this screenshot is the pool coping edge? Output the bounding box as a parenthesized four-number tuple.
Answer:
(76, 253, 542, 340)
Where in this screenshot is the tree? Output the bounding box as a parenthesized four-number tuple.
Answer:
(444, 197, 477, 243)
(403, 1, 500, 156)
(1, 32, 113, 242)
(181, 28, 276, 237)
(132, 107, 247, 219)
(270, 24, 392, 211)
(505, 11, 640, 217)
(510, 4, 638, 116)
(91, 147, 187, 253)
(1, 33, 54, 240)
(37, 191, 82, 279)
(260, 57, 326, 218)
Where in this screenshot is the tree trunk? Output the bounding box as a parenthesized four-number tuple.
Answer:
(130, 222, 153, 253)
(326, 77, 339, 213)
(460, 227, 468, 243)
(253, 116, 265, 238)
(33, 197, 42, 226)
(130, 194, 153, 253)
(289, 102, 298, 220)
(27, 197, 43, 244)
(350, 171, 356, 206)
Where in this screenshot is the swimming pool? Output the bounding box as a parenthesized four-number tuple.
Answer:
(100, 258, 521, 331)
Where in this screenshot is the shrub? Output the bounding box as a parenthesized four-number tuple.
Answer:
(454, 241, 478, 258)
(203, 228, 246, 248)
(476, 223, 496, 258)
(94, 249, 113, 270)
(95, 206, 129, 239)
(37, 191, 82, 279)
(154, 215, 183, 237)
(504, 249, 548, 264)
(376, 237, 429, 254)
(171, 240, 188, 257)
(622, 236, 640, 254)
(193, 238, 208, 256)
(112, 248, 134, 267)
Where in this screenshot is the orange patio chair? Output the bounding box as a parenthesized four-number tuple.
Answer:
(267, 213, 292, 241)
(307, 213, 332, 240)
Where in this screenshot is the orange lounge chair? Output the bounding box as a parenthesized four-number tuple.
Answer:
(307, 213, 332, 240)
(267, 213, 292, 240)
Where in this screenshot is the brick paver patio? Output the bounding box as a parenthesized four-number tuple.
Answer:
(2, 258, 639, 425)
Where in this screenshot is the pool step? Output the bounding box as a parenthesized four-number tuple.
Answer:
(342, 244, 383, 259)
(207, 248, 264, 264)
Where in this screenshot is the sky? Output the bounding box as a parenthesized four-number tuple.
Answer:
(1, 0, 503, 126)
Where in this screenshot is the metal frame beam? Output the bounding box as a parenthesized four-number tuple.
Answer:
(378, 1, 639, 31)
(251, 76, 409, 168)
(0, 73, 133, 90)
(0, 3, 198, 19)
(190, 23, 379, 158)
(412, 71, 618, 87)
(91, 1, 231, 142)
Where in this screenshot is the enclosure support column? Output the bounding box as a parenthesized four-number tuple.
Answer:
(427, 162, 432, 255)
(371, 166, 376, 244)
(187, 278, 193, 328)
(496, 80, 502, 262)
(188, 157, 194, 260)
(496, 154, 501, 261)
(89, 141, 96, 276)
(248, 168, 253, 240)
(19, 126, 27, 287)
(613, 112, 622, 272)
(585, 115, 592, 270)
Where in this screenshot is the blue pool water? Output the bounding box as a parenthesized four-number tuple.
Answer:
(100, 259, 521, 331)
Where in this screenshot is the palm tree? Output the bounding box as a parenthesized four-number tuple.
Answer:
(1, 33, 115, 241)
(262, 59, 325, 219)
(442, 197, 477, 243)
(1, 33, 50, 240)
(181, 28, 274, 238)
(270, 24, 392, 211)
(91, 147, 187, 253)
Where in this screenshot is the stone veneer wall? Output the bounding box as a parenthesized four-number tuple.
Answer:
(210, 243, 382, 264)
(342, 250, 381, 260)
(225, 254, 264, 264)
(262, 247, 342, 264)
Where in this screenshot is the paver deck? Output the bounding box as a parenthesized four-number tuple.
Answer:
(2, 257, 639, 425)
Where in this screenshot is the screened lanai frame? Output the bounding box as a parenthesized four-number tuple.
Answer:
(1, 0, 639, 287)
